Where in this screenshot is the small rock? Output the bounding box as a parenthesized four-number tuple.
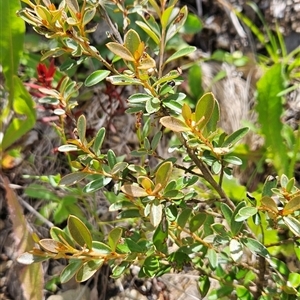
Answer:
(47, 285, 90, 300)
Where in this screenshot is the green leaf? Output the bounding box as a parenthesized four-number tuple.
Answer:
(166, 6, 188, 40)
(50, 227, 74, 248)
(107, 149, 117, 169)
(153, 218, 168, 254)
(68, 215, 92, 250)
(77, 115, 86, 143)
(189, 213, 207, 232)
(283, 196, 300, 216)
(168, 251, 191, 269)
(195, 92, 215, 130)
(235, 286, 252, 300)
(136, 21, 160, 44)
(108, 227, 123, 252)
(160, 116, 190, 132)
(142, 255, 160, 277)
(1, 76, 36, 151)
(83, 177, 112, 193)
(155, 161, 173, 188)
(207, 248, 218, 269)
(92, 241, 112, 254)
(220, 203, 233, 228)
(262, 175, 278, 197)
(106, 42, 135, 61)
(145, 97, 160, 114)
(124, 29, 141, 56)
(182, 13, 203, 34)
(235, 207, 258, 222)
(188, 64, 204, 99)
(177, 208, 192, 228)
(198, 275, 210, 297)
(93, 127, 106, 155)
(165, 46, 196, 65)
(223, 155, 243, 166)
(150, 202, 163, 227)
(75, 259, 104, 282)
(288, 273, 300, 288)
(83, 7, 96, 25)
(118, 209, 141, 219)
(231, 201, 246, 236)
(0, 0, 25, 105)
(84, 70, 111, 87)
(161, 5, 174, 29)
(229, 239, 244, 262)
(222, 127, 250, 147)
(270, 258, 290, 276)
(283, 216, 300, 236)
(125, 239, 144, 253)
(242, 238, 270, 258)
(60, 172, 88, 186)
(151, 131, 162, 150)
(60, 260, 82, 283)
(106, 75, 143, 86)
(112, 261, 130, 278)
(256, 64, 288, 174)
(205, 97, 220, 133)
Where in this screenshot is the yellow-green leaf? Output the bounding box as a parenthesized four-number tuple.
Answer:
(283, 196, 300, 216)
(68, 215, 93, 250)
(136, 21, 160, 45)
(195, 92, 215, 130)
(124, 29, 141, 56)
(39, 239, 69, 253)
(106, 42, 135, 61)
(160, 116, 190, 132)
(150, 202, 163, 227)
(121, 184, 149, 197)
(155, 161, 173, 188)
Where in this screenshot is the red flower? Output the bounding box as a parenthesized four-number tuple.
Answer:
(36, 59, 56, 88)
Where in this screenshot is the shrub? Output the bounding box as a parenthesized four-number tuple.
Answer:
(7, 0, 300, 298)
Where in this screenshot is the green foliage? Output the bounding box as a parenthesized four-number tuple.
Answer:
(13, 0, 300, 299)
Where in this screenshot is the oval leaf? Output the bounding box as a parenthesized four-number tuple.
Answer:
(165, 46, 196, 64)
(75, 259, 104, 282)
(39, 239, 69, 253)
(242, 238, 270, 258)
(283, 196, 300, 216)
(189, 213, 207, 232)
(195, 92, 215, 130)
(235, 207, 258, 222)
(108, 227, 123, 252)
(160, 116, 189, 132)
(85, 70, 111, 87)
(283, 216, 300, 236)
(106, 42, 135, 61)
(92, 241, 112, 254)
(121, 184, 149, 197)
(155, 161, 173, 188)
(124, 29, 141, 56)
(68, 215, 92, 250)
(230, 239, 244, 262)
(150, 203, 163, 227)
(60, 260, 83, 283)
(60, 172, 88, 186)
(77, 114, 86, 143)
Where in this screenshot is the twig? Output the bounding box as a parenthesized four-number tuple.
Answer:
(19, 197, 54, 228)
